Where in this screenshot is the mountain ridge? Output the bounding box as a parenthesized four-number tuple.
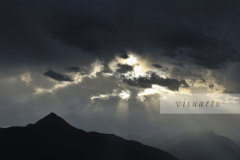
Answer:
(0, 113, 177, 160)
(158, 131, 240, 160)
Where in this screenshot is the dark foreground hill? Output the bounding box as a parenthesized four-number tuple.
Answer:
(0, 113, 177, 160)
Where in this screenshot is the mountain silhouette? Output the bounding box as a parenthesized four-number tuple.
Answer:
(148, 132, 176, 146)
(125, 133, 148, 145)
(157, 131, 240, 160)
(126, 132, 176, 147)
(157, 131, 194, 150)
(31, 112, 73, 128)
(0, 113, 177, 160)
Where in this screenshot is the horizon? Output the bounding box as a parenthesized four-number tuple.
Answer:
(0, 112, 238, 140)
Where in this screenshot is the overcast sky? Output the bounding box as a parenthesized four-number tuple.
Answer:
(1, 0, 240, 137)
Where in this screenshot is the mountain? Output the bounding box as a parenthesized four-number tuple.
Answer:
(30, 112, 73, 128)
(157, 131, 194, 150)
(147, 132, 176, 146)
(234, 140, 240, 146)
(125, 133, 147, 144)
(0, 113, 177, 160)
(158, 131, 240, 160)
(125, 132, 175, 147)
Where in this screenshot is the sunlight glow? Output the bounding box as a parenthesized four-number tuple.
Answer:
(119, 90, 130, 100)
(20, 72, 32, 85)
(125, 55, 137, 66)
(91, 90, 131, 101)
(89, 60, 104, 78)
(34, 81, 71, 94)
(91, 94, 110, 101)
(137, 85, 174, 101)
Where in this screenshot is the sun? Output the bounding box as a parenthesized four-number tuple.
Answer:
(125, 55, 137, 66)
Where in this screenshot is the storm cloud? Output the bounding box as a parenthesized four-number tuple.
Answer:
(116, 64, 133, 73)
(123, 73, 188, 91)
(0, 0, 240, 69)
(44, 70, 73, 82)
(152, 64, 163, 69)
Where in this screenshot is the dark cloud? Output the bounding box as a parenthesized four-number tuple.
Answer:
(102, 63, 113, 73)
(209, 84, 214, 88)
(66, 67, 80, 72)
(66, 66, 92, 75)
(171, 62, 184, 67)
(41, 0, 118, 53)
(152, 64, 162, 69)
(123, 73, 188, 91)
(44, 70, 73, 81)
(158, 22, 217, 50)
(157, 22, 240, 69)
(119, 52, 129, 59)
(200, 77, 206, 83)
(0, 0, 240, 69)
(116, 64, 133, 73)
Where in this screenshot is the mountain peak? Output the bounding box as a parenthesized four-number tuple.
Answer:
(33, 112, 73, 128)
(47, 112, 59, 117)
(197, 130, 215, 136)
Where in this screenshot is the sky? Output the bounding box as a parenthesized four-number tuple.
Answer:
(1, 0, 240, 137)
